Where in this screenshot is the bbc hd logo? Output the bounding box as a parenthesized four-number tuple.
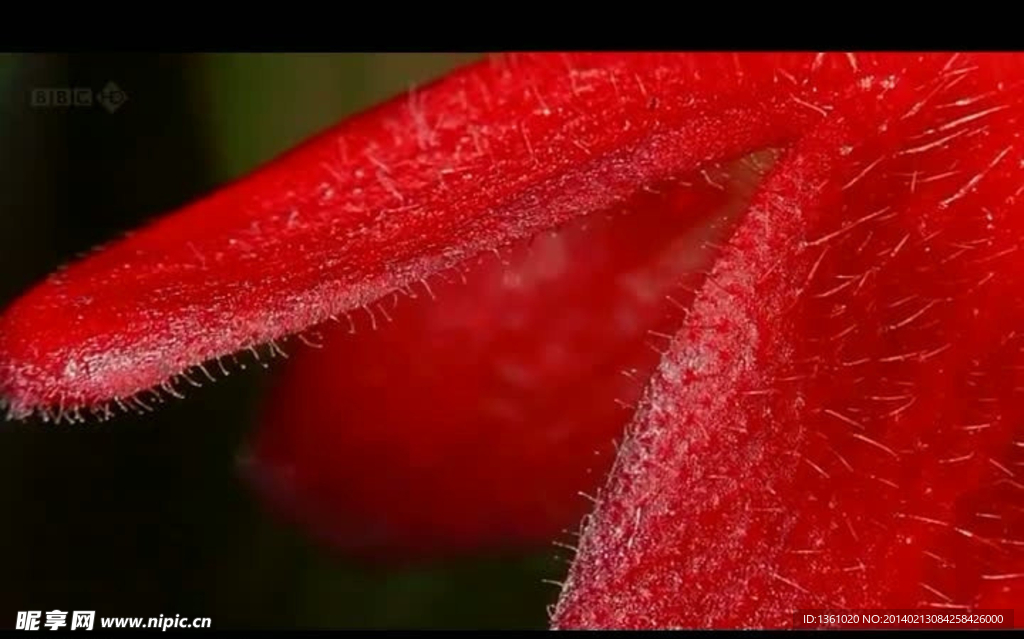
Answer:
(30, 81, 128, 114)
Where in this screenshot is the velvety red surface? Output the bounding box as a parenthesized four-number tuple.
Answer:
(246, 158, 767, 559)
(553, 54, 1024, 627)
(3, 53, 1024, 629)
(0, 53, 852, 419)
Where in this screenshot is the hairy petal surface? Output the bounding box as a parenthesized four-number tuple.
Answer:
(1, 52, 872, 419)
(554, 54, 1024, 628)
(5, 50, 1018, 630)
(245, 157, 770, 560)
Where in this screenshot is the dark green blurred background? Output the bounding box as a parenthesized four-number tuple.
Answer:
(0, 54, 563, 629)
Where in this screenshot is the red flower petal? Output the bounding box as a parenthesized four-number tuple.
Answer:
(244, 155, 771, 560)
(5, 51, 1014, 630)
(553, 54, 1024, 628)
(1, 53, 860, 420)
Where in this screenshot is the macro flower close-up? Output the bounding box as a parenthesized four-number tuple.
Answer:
(2, 51, 1024, 630)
